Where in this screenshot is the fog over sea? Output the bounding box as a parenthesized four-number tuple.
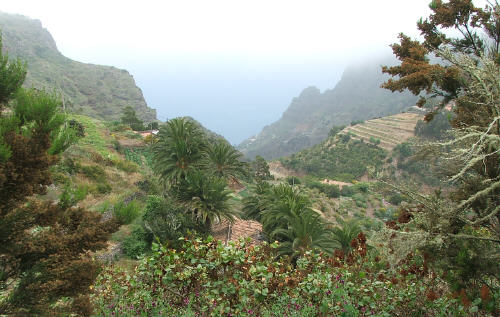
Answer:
(90, 53, 347, 144)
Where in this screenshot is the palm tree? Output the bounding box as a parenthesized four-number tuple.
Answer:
(242, 181, 271, 222)
(271, 211, 336, 259)
(152, 118, 205, 184)
(260, 184, 311, 236)
(251, 183, 337, 259)
(203, 140, 247, 182)
(174, 170, 236, 229)
(331, 219, 361, 255)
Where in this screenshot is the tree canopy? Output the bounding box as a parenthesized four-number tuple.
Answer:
(0, 33, 118, 315)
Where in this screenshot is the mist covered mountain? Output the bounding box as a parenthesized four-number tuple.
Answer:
(0, 12, 156, 121)
(237, 57, 418, 159)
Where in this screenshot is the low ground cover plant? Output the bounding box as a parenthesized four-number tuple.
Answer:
(91, 235, 471, 316)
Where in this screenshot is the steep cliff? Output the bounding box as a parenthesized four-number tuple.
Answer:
(238, 57, 417, 159)
(0, 12, 156, 121)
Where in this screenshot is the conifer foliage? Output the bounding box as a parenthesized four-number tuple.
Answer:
(381, 0, 500, 303)
(0, 35, 118, 315)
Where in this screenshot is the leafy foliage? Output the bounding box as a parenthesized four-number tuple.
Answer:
(0, 36, 118, 315)
(152, 118, 206, 184)
(121, 106, 145, 131)
(203, 139, 247, 182)
(251, 155, 273, 181)
(174, 170, 235, 228)
(381, 0, 500, 304)
(0, 35, 26, 106)
(112, 200, 141, 225)
(141, 195, 207, 249)
(92, 236, 471, 316)
(281, 138, 386, 182)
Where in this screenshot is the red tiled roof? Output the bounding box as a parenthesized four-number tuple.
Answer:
(212, 218, 262, 245)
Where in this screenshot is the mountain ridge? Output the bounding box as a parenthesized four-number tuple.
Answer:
(0, 12, 156, 122)
(237, 57, 418, 160)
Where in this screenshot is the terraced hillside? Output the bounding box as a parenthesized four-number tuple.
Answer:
(340, 112, 422, 151)
(280, 111, 424, 182)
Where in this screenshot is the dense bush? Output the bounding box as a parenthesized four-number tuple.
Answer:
(113, 200, 141, 224)
(122, 225, 150, 258)
(114, 158, 139, 173)
(92, 236, 471, 316)
(285, 176, 301, 185)
(322, 183, 340, 198)
(141, 195, 206, 249)
(282, 140, 386, 182)
(340, 186, 355, 197)
(388, 193, 404, 205)
(328, 125, 345, 137)
(59, 157, 81, 175)
(352, 193, 367, 208)
(310, 182, 340, 198)
(414, 111, 451, 140)
(68, 119, 85, 137)
(58, 184, 88, 209)
(80, 164, 106, 181)
(94, 182, 112, 195)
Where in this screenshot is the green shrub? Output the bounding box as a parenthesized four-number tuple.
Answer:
(92, 237, 469, 316)
(114, 158, 139, 173)
(122, 225, 149, 258)
(281, 139, 385, 182)
(322, 184, 340, 198)
(142, 195, 205, 248)
(111, 138, 123, 153)
(81, 164, 106, 181)
(51, 172, 70, 185)
(353, 182, 369, 193)
(286, 176, 301, 185)
(328, 125, 345, 137)
(374, 207, 396, 221)
(352, 193, 367, 208)
(350, 119, 365, 126)
(108, 122, 130, 132)
(305, 180, 323, 191)
(340, 186, 355, 197)
(58, 184, 88, 209)
(60, 157, 81, 175)
(94, 182, 112, 195)
(389, 193, 404, 205)
(113, 200, 141, 224)
(369, 136, 381, 145)
(135, 178, 161, 195)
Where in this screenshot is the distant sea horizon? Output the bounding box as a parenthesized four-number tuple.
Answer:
(62, 51, 349, 144)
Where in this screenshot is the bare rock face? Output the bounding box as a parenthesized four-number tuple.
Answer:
(0, 12, 156, 122)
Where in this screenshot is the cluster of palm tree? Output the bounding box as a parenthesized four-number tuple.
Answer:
(243, 183, 361, 260)
(152, 118, 246, 229)
(152, 118, 361, 258)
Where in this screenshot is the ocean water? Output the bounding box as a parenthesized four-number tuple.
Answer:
(117, 53, 346, 144)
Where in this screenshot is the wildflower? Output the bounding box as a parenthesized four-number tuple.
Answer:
(326, 290, 332, 295)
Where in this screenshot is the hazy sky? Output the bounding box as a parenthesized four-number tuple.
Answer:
(2, 0, 434, 143)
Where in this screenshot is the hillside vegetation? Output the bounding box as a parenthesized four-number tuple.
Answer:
(279, 111, 422, 181)
(0, 12, 156, 122)
(341, 112, 422, 151)
(1, 1, 499, 315)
